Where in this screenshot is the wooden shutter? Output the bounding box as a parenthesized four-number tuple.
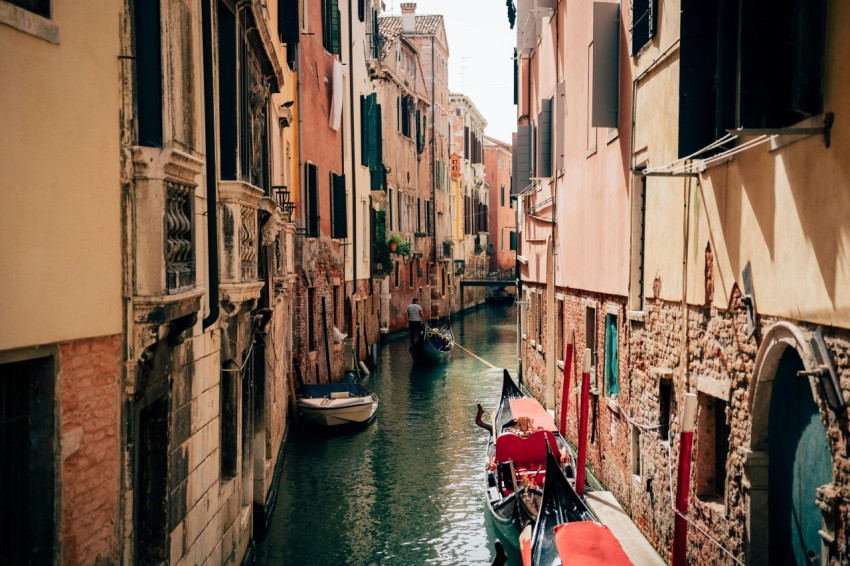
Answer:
(536, 97, 552, 177)
(331, 173, 347, 238)
(278, 0, 300, 45)
(329, 0, 341, 54)
(306, 163, 320, 237)
(678, 0, 718, 158)
(592, 2, 619, 128)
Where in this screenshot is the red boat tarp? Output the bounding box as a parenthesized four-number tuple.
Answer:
(509, 398, 557, 431)
(554, 522, 633, 565)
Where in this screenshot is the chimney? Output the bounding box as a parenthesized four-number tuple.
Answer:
(401, 3, 416, 34)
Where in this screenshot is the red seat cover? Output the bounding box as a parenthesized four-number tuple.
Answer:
(495, 429, 558, 466)
(554, 522, 633, 565)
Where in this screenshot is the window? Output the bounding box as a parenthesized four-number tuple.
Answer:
(321, 0, 340, 54)
(307, 287, 316, 350)
(134, 0, 163, 147)
(305, 163, 320, 237)
(394, 261, 399, 287)
(501, 185, 505, 207)
(279, 0, 301, 45)
(7, 0, 49, 18)
(220, 363, 238, 480)
(536, 98, 553, 177)
(0, 357, 55, 564)
(585, 306, 597, 390)
(537, 292, 543, 344)
(397, 190, 403, 231)
(398, 95, 412, 138)
(416, 197, 421, 232)
(678, 0, 827, 158)
(629, 177, 646, 311)
(509, 230, 517, 251)
(357, 0, 364, 21)
(388, 188, 394, 231)
(409, 262, 414, 287)
(696, 395, 730, 501)
(330, 172, 347, 238)
(556, 299, 564, 361)
(218, 2, 237, 178)
(425, 200, 431, 235)
(659, 379, 672, 442)
(630, 0, 656, 56)
(631, 425, 642, 477)
(604, 314, 619, 395)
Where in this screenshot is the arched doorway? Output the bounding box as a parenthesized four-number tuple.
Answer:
(767, 348, 831, 565)
(746, 323, 833, 565)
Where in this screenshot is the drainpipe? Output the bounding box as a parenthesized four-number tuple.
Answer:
(202, 1, 219, 329)
(347, 0, 358, 291)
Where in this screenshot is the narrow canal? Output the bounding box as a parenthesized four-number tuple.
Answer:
(255, 304, 518, 565)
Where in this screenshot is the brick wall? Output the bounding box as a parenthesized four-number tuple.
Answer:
(59, 335, 122, 564)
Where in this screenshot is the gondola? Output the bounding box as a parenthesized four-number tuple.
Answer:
(519, 447, 632, 566)
(482, 370, 581, 551)
(410, 320, 454, 364)
(297, 373, 379, 428)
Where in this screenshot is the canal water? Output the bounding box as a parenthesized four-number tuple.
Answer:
(255, 304, 519, 565)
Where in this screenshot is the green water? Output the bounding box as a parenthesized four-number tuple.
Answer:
(255, 305, 519, 565)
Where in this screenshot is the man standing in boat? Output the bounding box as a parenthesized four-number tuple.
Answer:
(407, 298, 424, 345)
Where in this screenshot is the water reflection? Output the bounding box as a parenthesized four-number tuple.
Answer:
(256, 305, 519, 565)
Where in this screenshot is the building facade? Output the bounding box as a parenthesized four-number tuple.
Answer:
(484, 136, 516, 272)
(450, 92, 490, 313)
(512, 0, 850, 564)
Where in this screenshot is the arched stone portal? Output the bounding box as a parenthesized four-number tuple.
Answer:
(745, 322, 834, 565)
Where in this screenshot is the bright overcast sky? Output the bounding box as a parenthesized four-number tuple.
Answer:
(383, 0, 516, 145)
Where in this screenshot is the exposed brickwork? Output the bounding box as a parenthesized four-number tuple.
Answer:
(59, 335, 122, 564)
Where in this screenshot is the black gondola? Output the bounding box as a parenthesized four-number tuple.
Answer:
(483, 370, 581, 552)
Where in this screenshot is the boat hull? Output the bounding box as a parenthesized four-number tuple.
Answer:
(297, 394, 378, 427)
(411, 323, 453, 364)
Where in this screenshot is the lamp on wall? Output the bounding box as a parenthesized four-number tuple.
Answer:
(272, 185, 296, 222)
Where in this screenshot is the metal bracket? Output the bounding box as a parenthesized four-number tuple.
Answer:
(727, 112, 835, 148)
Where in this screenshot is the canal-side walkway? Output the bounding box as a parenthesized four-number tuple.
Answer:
(585, 491, 666, 565)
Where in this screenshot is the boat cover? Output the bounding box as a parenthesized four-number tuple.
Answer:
(495, 429, 557, 466)
(554, 522, 632, 565)
(509, 398, 557, 431)
(301, 382, 372, 399)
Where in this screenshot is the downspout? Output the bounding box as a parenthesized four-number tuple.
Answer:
(202, 0, 219, 329)
(347, 0, 358, 289)
(431, 36, 436, 267)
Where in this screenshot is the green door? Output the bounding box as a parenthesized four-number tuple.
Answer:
(768, 349, 832, 565)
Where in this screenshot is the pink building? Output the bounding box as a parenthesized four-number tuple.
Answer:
(484, 136, 515, 271)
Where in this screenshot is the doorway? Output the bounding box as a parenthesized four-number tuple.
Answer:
(767, 348, 831, 565)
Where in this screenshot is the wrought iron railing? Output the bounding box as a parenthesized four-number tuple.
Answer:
(165, 181, 195, 292)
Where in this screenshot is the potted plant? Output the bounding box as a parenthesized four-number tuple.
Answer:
(387, 232, 406, 253)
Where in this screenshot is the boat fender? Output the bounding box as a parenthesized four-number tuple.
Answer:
(359, 360, 370, 375)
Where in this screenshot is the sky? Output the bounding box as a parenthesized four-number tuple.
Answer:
(383, 0, 516, 145)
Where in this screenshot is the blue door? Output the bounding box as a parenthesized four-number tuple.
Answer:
(768, 349, 832, 565)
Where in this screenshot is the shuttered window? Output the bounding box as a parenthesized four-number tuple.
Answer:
(330, 173, 347, 238)
(509, 231, 517, 251)
(322, 0, 340, 54)
(679, 0, 826, 158)
(278, 0, 300, 45)
(512, 125, 531, 194)
(361, 94, 384, 190)
(305, 163, 319, 237)
(630, 0, 655, 56)
(592, 2, 620, 128)
(604, 314, 619, 396)
(536, 98, 553, 178)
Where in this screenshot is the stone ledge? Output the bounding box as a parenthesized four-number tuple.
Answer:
(0, 2, 58, 44)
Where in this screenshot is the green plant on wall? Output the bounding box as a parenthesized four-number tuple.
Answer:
(387, 232, 411, 257)
(372, 210, 392, 276)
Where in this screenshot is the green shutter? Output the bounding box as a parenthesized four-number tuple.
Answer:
(330, 0, 340, 54)
(509, 231, 517, 250)
(605, 314, 619, 395)
(332, 173, 347, 238)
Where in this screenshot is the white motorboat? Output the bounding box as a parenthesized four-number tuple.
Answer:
(297, 379, 379, 428)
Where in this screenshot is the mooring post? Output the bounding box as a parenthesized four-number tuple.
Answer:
(672, 392, 698, 566)
(559, 329, 574, 436)
(576, 348, 591, 496)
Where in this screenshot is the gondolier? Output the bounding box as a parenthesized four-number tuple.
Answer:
(407, 298, 424, 345)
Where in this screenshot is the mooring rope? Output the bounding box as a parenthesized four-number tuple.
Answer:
(428, 328, 498, 369)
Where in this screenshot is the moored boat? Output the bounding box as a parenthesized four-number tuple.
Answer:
(519, 447, 632, 566)
(297, 375, 379, 428)
(482, 370, 581, 551)
(410, 321, 454, 364)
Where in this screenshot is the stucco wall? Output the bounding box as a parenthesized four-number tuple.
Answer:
(0, 2, 123, 350)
